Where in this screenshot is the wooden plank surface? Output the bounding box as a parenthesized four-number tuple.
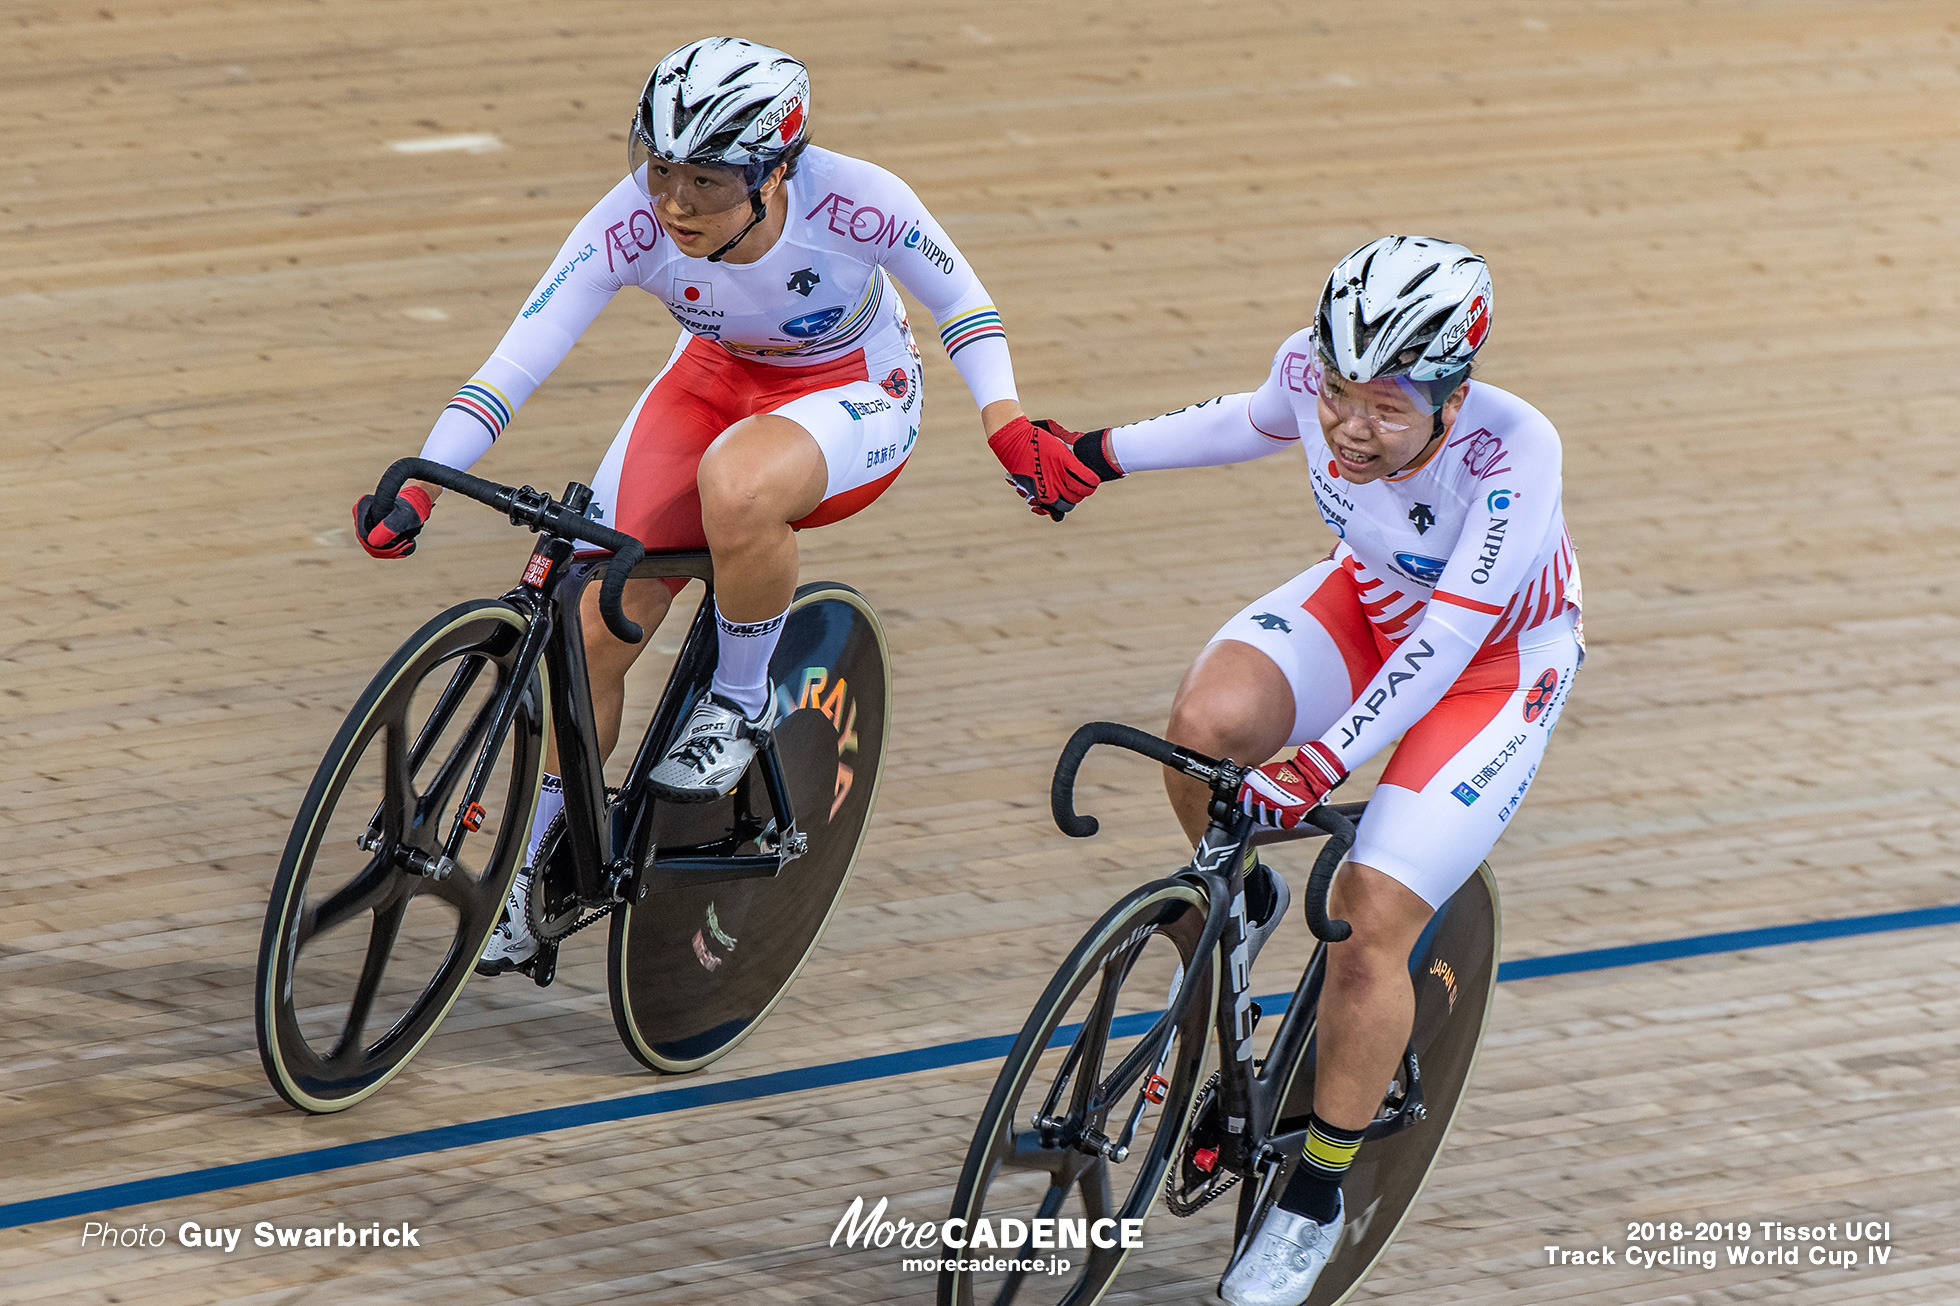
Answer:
(4, 1, 1960, 1301)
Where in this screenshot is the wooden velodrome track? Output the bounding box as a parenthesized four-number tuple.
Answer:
(6, 1, 1960, 1301)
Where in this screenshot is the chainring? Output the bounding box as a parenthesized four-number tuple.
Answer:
(1165, 1070, 1240, 1216)
(526, 812, 584, 941)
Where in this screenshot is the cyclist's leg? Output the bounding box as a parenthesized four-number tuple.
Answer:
(482, 343, 728, 971)
(695, 347, 920, 713)
(693, 414, 827, 715)
(562, 334, 728, 767)
(641, 346, 919, 797)
(1164, 556, 1383, 843)
(1303, 607, 1581, 1148)
(1228, 611, 1576, 1301)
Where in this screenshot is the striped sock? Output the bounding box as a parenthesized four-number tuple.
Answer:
(1278, 1113, 1365, 1223)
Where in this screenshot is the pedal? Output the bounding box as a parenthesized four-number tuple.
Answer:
(521, 941, 559, 988)
(756, 819, 809, 863)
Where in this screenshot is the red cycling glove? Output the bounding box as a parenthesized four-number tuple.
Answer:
(987, 416, 1101, 520)
(353, 485, 434, 559)
(1237, 743, 1348, 830)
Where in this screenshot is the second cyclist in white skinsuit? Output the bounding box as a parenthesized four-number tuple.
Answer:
(1047, 237, 1580, 1306)
(1099, 323, 1581, 902)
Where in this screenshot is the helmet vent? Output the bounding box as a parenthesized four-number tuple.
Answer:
(719, 61, 760, 86)
(1397, 263, 1441, 298)
(1351, 302, 1394, 358)
(1408, 305, 1454, 354)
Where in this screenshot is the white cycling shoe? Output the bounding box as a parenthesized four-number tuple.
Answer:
(1168, 860, 1290, 1007)
(647, 691, 774, 802)
(1219, 1193, 1344, 1306)
(476, 866, 538, 975)
(1242, 859, 1290, 970)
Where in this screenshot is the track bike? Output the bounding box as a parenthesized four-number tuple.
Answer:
(940, 722, 1498, 1305)
(254, 457, 889, 1113)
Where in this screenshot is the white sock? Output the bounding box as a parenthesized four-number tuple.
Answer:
(709, 600, 786, 719)
(525, 773, 564, 867)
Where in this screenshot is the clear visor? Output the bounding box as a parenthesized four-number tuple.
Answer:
(1313, 351, 1461, 430)
(627, 121, 753, 217)
(1316, 371, 1433, 433)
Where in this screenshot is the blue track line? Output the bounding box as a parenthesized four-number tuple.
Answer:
(1492, 902, 1960, 980)
(5, 899, 1957, 1232)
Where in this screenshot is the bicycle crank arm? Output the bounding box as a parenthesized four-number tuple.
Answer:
(757, 818, 809, 861)
(643, 853, 792, 885)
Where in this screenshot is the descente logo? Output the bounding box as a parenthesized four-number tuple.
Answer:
(830, 1196, 1143, 1253)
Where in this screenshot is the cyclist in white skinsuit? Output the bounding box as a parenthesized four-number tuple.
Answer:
(351, 38, 1109, 974)
(418, 136, 1018, 545)
(1050, 237, 1580, 1306)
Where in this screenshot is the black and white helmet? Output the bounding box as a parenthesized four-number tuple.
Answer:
(1316, 236, 1492, 395)
(632, 37, 809, 178)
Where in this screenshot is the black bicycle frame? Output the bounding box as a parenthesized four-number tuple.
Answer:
(1048, 721, 1426, 1192)
(545, 552, 808, 901)
(361, 457, 808, 914)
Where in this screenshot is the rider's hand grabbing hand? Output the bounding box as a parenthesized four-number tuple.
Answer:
(1238, 744, 1347, 829)
(353, 486, 434, 559)
(987, 416, 1102, 520)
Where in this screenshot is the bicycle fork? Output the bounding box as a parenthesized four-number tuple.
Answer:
(354, 604, 552, 885)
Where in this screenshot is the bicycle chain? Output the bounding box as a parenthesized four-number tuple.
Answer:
(559, 903, 615, 938)
(528, 787, 624, 944)
(1165, 1071, 1240, 1217)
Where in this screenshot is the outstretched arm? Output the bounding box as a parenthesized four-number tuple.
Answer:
(1101, 391, 1297, 473)
(1093, 337, 1309, 475)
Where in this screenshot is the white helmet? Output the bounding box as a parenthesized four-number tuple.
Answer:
(633, 37, 809, 178)
(1316, 236, 1492, 395)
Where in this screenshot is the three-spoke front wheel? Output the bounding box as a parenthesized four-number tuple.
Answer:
(254, 600, 547, 1113)
(940, 879, 1218, 1306)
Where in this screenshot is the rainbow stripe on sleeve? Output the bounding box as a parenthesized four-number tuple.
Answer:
(445, 380, 513, 441)
(938, 305, 1005, 358)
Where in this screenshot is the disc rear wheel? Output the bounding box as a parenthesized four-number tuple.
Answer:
(1242, 862, 1501, 1305)
(607, 581, 890, 1072)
